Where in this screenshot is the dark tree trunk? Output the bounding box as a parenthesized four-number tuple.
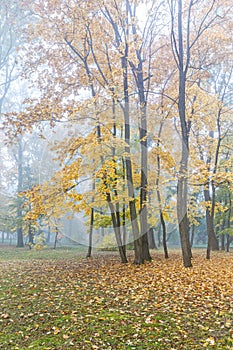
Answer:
(122, 54, 143, 264)
(204, 188, 219, 256)
(176, 0, 192, 267)
(16, 217, 24, 247)
(226, 193, 232, 252)
(28, 223, 34, 248)
(108, 196, 127, 263)
(226, 235, 230, 253)
(205, 110, 223, 258)
(86, 208, 94, 258)
(87, 179, 96, 258)
(157, 223, 162, 247)
(17, 136, 24, 248)
(131, 11, 151, 262)
(221, 234, 225, 251)
(177, 170, 192, 267)
(147, 227, 157, 250)
(121, 159, 127, 255)
(161, 212, 169, 259)
(220, 218, 226, 250)
(138, 90, 151, 262)
(156, 121, 169, 259)
(177, 143, 192, 266)
(190, 224, 195, 248)
(101, 1, 144, 264)
(122, 204, 127, 255)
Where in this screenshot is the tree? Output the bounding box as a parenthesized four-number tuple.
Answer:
(168, 0, 232, 266)
(188, 48, 233, 257)
(0, 0, 29, 114)
(3, 0, 233, 267)
(7, 0, 163, 263)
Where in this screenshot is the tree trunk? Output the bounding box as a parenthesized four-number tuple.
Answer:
(122, 55, 143, 264)
(221, 234, 225, 251)
(156, 121, 169, 259)
(190, 224, 195, 248)
(28, 223, 34, 248)
(108, 196, 127, 263)
(176, 0, 192, 267)
(87, 178, 96, 258)
(177, 170, 192, 267)
(226, 235, 230, 252)
(54, 226, 59, 249)
(157, 223, 161, 247)
(147, 227, 157, 250)
(122, 204, 127, 255)
(122, 159, 127, 255)
(204, 188, 219, 255)
(103, 2, 144, 264)
(112, 101, 127, 261)
(160, 212, 169, 259)
(176, 132, 192, 266)
(17, 136, 24, 248)
(138, 89, 151, 262)
(226, 193, 232, 252)
(86, 207, 94, 258)
(46, 225, 51, 243)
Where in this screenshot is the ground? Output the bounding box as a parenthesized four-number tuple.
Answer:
(0, 247, 233, 349)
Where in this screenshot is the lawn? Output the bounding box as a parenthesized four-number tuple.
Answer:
(0, 247, 233, 349)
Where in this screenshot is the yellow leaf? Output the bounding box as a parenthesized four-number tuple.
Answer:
(53, 327, 60, 335)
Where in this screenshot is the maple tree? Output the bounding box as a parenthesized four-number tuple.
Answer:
(7, 0, 161, 263)
(2, 0, 233, 266)
(188, 31, 233, 257)
(166, 0, 233, 266)
(0, 0, 34, 247)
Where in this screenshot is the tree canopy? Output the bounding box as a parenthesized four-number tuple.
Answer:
(1, 0, 233, 266)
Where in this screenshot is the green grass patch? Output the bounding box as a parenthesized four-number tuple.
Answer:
(0, 247, 233, 349)
(0, 245, 86, 261)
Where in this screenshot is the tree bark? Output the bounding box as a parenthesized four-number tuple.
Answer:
(190, 224, 195, 248)
(139, 100, 151, 262)
(226, 192, 232, 252)
(156, 121, 169, 259)
(129, 0, 151, 262)
(122, 53, 143, 264)
(147, 227, 157, 250)
(53, 226, 59, 249)
(28, 223, 34, 248)
(172, 0, 192, 267)
(17, 136, 24, 248)
(107, 195, 127, 263)
(161, 212, 169, 259)
(86, 207, 94, 258)
(204, 188, 219, 256)
(221, 233, 225, 251)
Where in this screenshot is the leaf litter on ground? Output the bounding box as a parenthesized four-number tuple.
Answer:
(0, 249, 233, 349)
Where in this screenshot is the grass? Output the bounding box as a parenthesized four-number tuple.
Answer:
(0, 245, 86, 261)
(0, 246, 233, 349)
